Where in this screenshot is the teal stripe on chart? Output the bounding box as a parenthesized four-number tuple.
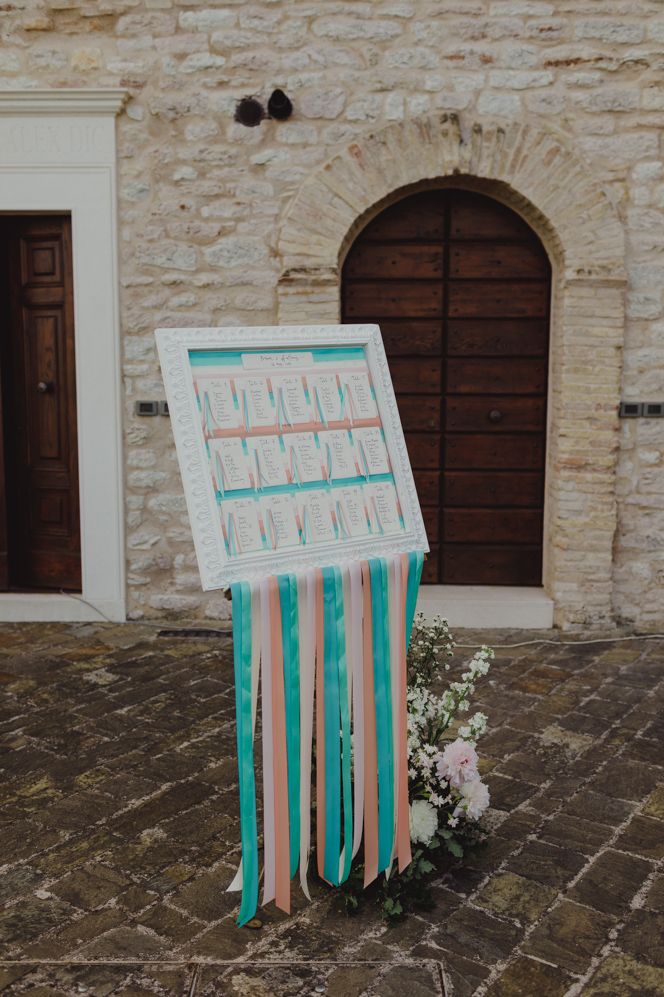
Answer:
(214, 472, 395, 502)
(333, 566, 353, 884)
(322, 566, 341, 885)
(278, 573, 300, 879)
(405, 551, 425, 649)
(230, 581, 259, 926)
(369, 558, 394, 874)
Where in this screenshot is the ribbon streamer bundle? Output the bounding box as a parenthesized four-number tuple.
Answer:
(228, 551, 424, 926)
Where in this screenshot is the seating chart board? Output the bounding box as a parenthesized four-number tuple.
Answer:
(156, 325, 428, 589)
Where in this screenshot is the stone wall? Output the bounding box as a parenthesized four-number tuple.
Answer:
(1, 1, 663, 626)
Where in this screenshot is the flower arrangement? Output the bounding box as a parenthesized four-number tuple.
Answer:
(342, 614, 494, 919)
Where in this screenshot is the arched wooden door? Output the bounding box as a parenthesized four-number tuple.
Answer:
(341, 189, 551, 585)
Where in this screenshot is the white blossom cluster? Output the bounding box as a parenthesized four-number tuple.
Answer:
(406, 622, 494, 847)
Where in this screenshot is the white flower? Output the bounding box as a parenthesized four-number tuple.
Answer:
(454, 780, 490, 821)
(409, 799, 438, 845)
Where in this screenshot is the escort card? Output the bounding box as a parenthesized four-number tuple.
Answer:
(272, 374, 311, 426)
(318, 429, 358, 481)
(284, 432, 325, 484)
(307, 372, 342, 426)
(248, 436, 289, 488)
(353, 427, 391, 476)
(260, 494, 301, 549)
(335, 486, 370, 538)
(203, 378, 241, 431)
(209, 438, 253, 492)
(365, 481, 403, 536)
(237, 376, 275, 429)
(300, 490, 336, 544)
(342, 371, 378, 421)
(221, 497, 263, 554)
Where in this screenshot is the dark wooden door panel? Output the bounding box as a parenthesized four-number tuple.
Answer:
(445, 434, 544, 470)
(341, 188, 550, 586)
(413, 470, 440, 505)
(447, 320, 548, 357)
(446, 359, 547, 395)
(405, 432, 441, 469)
(442, 509, 542, 544)
(390, 358, 442, 393)
(343, 280, 443, 317)
(0, 376, 7, 589)
(448, 280, 549, 318)
(444, 471, 543, 508)
(344, 243, 443, 279)
(445, 395, 545, 432)
(441, 544, 542, 585)
(450, 199, 535, 241)
(397, 395, 441, 431)
(1, 215, 80, 591)
(379, 321, 442, 356)
(422, 548, 440, 583)
(450, 242, 549, 279)
(361, 194, 446, 240)
(422, 506, 440, 542)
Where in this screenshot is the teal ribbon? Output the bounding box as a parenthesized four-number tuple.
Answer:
(322, 566, 341, 884)
(369, 557, 394, 873)
(279, 573, 300, 879)
(406, 551, 425, 649)
(230, 581, 258, 926)
(334, 566, 353, 884)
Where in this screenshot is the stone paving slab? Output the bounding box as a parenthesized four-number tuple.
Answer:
(1, 622, 663, 995)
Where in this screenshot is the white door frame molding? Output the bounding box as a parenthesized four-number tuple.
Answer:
(0, 89, 127, 621)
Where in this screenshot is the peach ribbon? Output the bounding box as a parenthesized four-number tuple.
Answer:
(361, 560, 379, 887)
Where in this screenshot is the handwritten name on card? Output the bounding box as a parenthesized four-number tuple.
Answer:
(209, 438, 253, 491)
(353, 427, 391, 476)
(202, 378, 241, 431)
(248, 436, 288, 488)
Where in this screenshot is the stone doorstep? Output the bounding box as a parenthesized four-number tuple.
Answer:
(417, 586, 555, 629)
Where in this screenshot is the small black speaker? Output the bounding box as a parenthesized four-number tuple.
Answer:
(267, 89, 293, 121)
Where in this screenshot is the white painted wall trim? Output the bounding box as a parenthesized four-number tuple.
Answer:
(0, 89, 127, 115)
(417, 585, 554, 630)
(0, 89, 127, 622)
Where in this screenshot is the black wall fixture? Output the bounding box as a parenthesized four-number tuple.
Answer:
(267, 89, 293, 121)
(234, 96, 265, 127)
(233, 90, 293, 127)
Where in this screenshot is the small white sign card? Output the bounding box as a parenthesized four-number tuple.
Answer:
(156, 325, 428, 589)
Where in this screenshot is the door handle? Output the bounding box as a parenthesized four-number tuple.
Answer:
(37, 381, 55, 393)
(488, 409, 503, 423)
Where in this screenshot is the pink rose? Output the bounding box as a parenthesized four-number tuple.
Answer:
(437, 738, 479, 789)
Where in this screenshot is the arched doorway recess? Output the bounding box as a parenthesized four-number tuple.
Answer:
(341, 188, 551, 587)
(276, 114, 626, 628)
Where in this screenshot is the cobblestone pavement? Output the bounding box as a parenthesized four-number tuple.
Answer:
(1, 622, 663, 997)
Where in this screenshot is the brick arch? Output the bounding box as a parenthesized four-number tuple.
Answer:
(276, 114, 627, 629)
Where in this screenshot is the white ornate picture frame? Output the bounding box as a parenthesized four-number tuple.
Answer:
(156, 325, 428, 589)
